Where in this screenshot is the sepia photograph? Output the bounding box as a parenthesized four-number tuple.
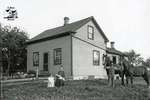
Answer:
(0, 0, 150, 100)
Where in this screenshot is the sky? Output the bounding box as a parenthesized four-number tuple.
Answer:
(0, 0, 150, 60)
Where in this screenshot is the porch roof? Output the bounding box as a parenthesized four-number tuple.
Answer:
(106, 47, 125, 56)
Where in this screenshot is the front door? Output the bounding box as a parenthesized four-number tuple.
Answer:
(43, 52, 49, 71)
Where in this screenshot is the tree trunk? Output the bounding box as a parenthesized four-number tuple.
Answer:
(0, 37, 3, 79)
(7, 50, 11, 77)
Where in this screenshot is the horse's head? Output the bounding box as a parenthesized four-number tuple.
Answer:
(103, 54, 112, 67)
(122, 58, 134, 71)
(130, 63, 134, 68)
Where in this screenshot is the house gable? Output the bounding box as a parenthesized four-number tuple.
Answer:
(74, 19, 107, 49)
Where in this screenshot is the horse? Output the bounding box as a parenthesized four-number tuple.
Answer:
(122, 59, 150, 88)
(103, 55, 125, 86)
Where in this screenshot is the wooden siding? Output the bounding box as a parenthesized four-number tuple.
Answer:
(27, 36, 72, 78)
(72, 37, 107, 79)
(72, 20, 107, 79)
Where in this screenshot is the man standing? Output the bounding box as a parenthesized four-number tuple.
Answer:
(104, 56, 115, 87)
(108, 61, 115, 87)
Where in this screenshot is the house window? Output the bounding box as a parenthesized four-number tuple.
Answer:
(93, 50, 100, 66)
(33, 52, 39, 66)
(88, 25, 94, 40)
(102, 54, 105, 65)
(54, 48, 62, 65)
(113, 56, 116, 64)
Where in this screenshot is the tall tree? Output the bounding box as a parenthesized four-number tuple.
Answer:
(0, 24, 4, 77)
(124, 50, 144, 66)
(1, 25, 29, 76)
(145, 57, 150, 68)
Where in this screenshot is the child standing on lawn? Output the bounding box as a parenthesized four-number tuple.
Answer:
(47, 73, 55, 88)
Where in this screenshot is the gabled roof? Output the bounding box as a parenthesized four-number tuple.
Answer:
(106, 47, 124, 56)
(27, 16, 109, 44)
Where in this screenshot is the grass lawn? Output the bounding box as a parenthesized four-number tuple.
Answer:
(2, 79, 150, 100)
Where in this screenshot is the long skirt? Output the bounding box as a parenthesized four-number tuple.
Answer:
(55, 78, 64, 87)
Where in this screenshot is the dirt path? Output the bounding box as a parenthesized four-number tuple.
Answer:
(2, 80, 42, 86)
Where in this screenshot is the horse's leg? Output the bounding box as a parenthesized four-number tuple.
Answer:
(112, 76, 115, 88)
(108, 76, 111, 86)
(121, 71, 125, 86)
(130, 75, 133, 87)
(142, 72, 150, 88)
(126, 76, 129, 85)
(106, 69, 110, 85)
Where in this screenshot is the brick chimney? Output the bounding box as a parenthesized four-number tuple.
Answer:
(64, 17, 69, 25)
(110, 41, 115, 49)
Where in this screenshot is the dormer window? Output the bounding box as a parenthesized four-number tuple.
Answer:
(88, 25, 94, 40)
